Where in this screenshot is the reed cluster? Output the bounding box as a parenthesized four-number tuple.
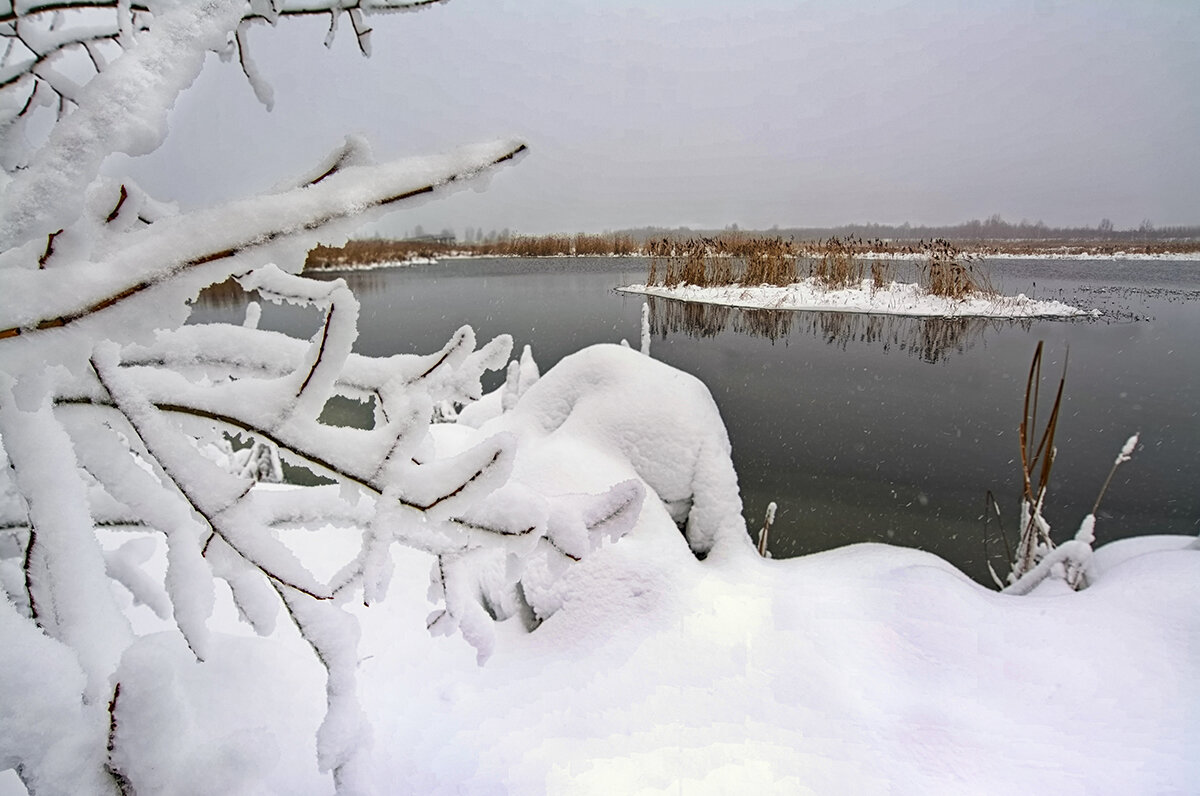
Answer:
(571, 232, 639, 256)
(306, 239, 450, 268)
(641, 234, 994, 300)
(469, 232, 638, 257)
(645, 235, 802, 289)
(743, 236, 797, 286)
(919, 238, 994, 299)
(306, 232, 641, 267)
(801, 235, 880, 289)
(472, 234, 573, 256)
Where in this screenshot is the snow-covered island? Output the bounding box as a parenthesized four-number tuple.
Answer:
(621, 277, 1099, 318)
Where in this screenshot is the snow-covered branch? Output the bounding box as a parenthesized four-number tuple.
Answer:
(0, 1, 447, 141)
(1, 139, 527, 350)
(0, 0, 591, 792)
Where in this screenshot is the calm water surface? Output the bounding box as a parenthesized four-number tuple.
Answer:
(195, 257, 1200, 584)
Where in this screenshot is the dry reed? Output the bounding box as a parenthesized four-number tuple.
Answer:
(919, 238, 996, 299)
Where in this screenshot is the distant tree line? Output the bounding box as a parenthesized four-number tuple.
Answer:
(619, 215, 1200, 243)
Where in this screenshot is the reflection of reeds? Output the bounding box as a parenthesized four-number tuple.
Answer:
(733, 308, 794, 341)
(648, 295, 733, 339)
(647, 295, 795, 342)
(645, 295, 1023, 362)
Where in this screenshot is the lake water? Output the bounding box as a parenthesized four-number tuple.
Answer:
(193, 257, 1200, 585)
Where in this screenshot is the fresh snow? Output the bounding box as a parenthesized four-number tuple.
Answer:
(353, 532, 1199, 795)
(4, 345, 1192, 794)
(620, 278, 1098, 318)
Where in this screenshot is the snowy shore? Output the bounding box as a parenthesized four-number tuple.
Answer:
(620, 278, 1098, 319)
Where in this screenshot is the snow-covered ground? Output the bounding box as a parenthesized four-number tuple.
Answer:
(620, 279, 1097, 319)
(358, 531, 1198, 795)
(8, 344, 1190, 795)
(57, 490, 1199, 794)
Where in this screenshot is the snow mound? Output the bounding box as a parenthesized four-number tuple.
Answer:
(482, 343, 749, 560)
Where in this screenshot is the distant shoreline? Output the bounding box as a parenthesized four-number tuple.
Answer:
(305, 248, 1200, 272)
(305, 235, 1200, 271)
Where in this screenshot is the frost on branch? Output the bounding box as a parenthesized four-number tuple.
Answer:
(0, 1, 572, 793)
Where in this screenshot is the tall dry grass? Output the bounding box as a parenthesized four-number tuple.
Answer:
(919, 238, 995, 299)
(645, 235, 801, 289)
(469, 232, 637, 257)
(743, 237, 797, 286)
(306, 239, 451, 268)
(640, 233, 996, 300)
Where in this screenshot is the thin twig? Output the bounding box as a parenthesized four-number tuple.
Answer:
(104, 682, 134, 795)
(105, 185, 128, 223)
(296, 303, 335, 397)
(22, 528, 40, 625)
(38, 229, 62, 268)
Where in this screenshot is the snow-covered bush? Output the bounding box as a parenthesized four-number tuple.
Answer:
(0, 3, 640, 792)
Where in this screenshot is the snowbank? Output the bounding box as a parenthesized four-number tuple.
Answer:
(38, 346, 1194, 795)
(352, 536, 1199, 795)
(620, 279, 1098, 318)
(84, 516, 1198, 794)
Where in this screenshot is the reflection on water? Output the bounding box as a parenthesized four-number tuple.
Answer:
(646, 295, 1030, 363)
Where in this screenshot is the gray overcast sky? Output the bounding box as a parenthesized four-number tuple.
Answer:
(124, 0, 1200, 236)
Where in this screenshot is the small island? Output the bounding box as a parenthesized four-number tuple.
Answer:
(620, 277, 1095, 318)
(619, 235, 1098, 318)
